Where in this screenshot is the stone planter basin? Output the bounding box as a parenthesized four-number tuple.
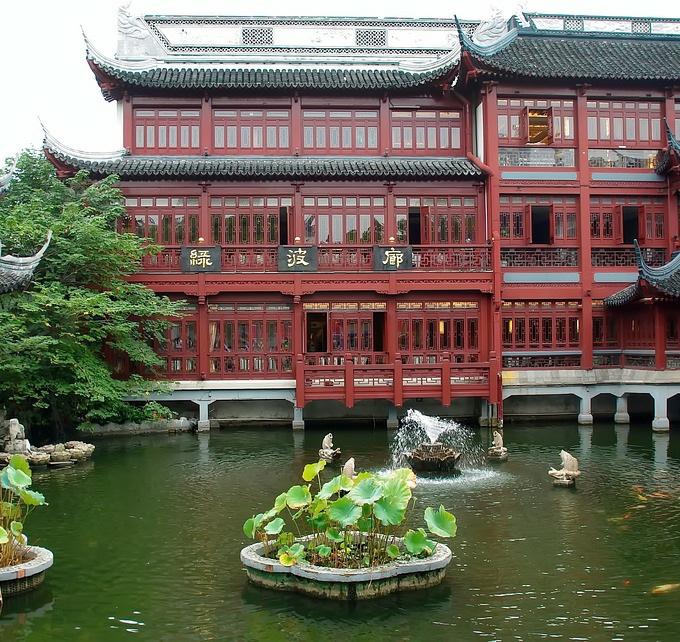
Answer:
(0, 546, 53, 597)
(241, 538, 452, 600)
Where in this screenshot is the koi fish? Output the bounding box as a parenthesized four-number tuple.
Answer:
(651, 583, 680, 595)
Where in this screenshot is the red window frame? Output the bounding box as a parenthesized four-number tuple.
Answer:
(396, 302, 480, 364)
(502, 302, 580, 351)
(213, 109, 291, 154)
(589, 197, 665, 246)
(207, 303, 293, 378)
(586, 100, 662, 148)
(390, 109, 463, 155)
(499, 196, 578, 246)
(302, 195, 386, 245)
(122, 196, 200, 246)
(209, 196, 292, 247)
(497, 98, 574, 146)
(302, 109, 379, 154)
(133, 108, 201, 154)
(156, 312, 199, 378)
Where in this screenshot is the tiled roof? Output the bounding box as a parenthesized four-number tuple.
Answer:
(605, 242, 680, 306)
(43, 136, 482, 181)
(458, 22, 680, 82)
(86, 37, 458, 100)
(656, 121, 680, 175)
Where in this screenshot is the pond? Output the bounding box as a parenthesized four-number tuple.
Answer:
(2, 421, 680, 641)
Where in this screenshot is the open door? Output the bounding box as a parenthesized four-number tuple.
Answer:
(306, 313, 327, 353)
(530, 205, 552, 244)
(622, 205, 640, 244)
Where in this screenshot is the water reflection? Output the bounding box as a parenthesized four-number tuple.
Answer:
(2, 423, 680, 642)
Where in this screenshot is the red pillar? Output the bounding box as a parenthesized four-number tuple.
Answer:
(385, 182, 396, 242)
(122, 94, 133, 151)
(576, 87, 593, 370)
(655, 304, 667, 370)
(199, 185, 210, 243)
(291, 95, 302, 156)
(386, 299, 397, 362)
(197, 288, 209, 379)
(664, 91, 679, 254)
(292, 183, 303, 243)
(481, 82, 502, 411)
(201, 94, 212, 155)
(345, 354, 355, 408)
(379, 96, 390, 156)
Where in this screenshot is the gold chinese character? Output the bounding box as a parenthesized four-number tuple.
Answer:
(189, 249, 213, 268)
(287, 248, 309, 268)
(382, 247, 404, 268)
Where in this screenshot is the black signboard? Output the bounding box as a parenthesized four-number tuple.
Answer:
(374, 246, 413, 271)
(278, 246, 319, 272)
(180, 246, 222, 273)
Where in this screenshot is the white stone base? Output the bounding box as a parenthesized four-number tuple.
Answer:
(614, 412, 630, 424)
(652, 417, 670, 432)
(577, 413, 593, 425)
(553, 478, 576, 488)
(196, 420, 211, 432)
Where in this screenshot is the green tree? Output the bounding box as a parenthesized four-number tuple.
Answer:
(0, 151, 182, 436)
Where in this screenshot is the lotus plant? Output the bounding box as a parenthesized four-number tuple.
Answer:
(0, 455, 47, 568)
(243, 459, 456, 569)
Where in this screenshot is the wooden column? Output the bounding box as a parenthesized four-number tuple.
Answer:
(482, 82, 503, 408)
(385, 182, 396, 242)
(201, 93, 212, 155)
(292, 183, 303, 243)
(199, 184, 210, 243)
(386, 299, 398, 362)
(293, 296, 305, 407)
(576, 87, 593, 369)
(291, 94, 302, 156)
(379, 96, 390, 156)
(655, 304, 667, 370)
(122, 93, 133, 151)
(197, 290, 209, 379)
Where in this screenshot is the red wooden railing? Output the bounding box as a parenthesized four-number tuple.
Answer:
(500, 247, 579, 268)
(591, 247, 666, 267)
(297, 353, 490, 408)
(412, 245, 491, 271)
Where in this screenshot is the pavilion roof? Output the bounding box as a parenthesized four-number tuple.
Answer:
(457, 15, 680, 84)
(43, 130, 483, 181)
(604, 242, 680, 307)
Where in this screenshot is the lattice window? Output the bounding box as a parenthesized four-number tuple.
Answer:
(631, 20, 651, 34)
(355, 29, 386, 47)
(133, 108, 201, 153)
(242, 27, 274, 45)
(586, 100, 662, 148)
(302, 195, 385, 245)
(213, 109, 291, 153)
(502, 302, 580, 351)
(564, 17, 584, 31)
(302, 110, 379, 153)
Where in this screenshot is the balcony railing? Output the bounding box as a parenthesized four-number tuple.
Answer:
(413, 245, 491, 271)
(299, 356, 490, 406)
(591, 247, 666, 268)
(501, 247, 579, 268)
(502, 352, 581, 368)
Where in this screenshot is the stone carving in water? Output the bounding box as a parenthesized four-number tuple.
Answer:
(319, 433, 341, 462)
(548, 450, 581, 486)
(487, 430, 508, 462)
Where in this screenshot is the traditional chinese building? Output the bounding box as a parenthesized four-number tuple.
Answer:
(44, 10, 680, 429)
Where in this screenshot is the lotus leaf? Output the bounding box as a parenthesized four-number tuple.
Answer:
(404, 528, 435, 555)
(373, 497, 406, 526)
(0, 526, 7, 545)
(381, 476, 411, 510)
(357, 516, 374, 532)
(348, 477, 384, 506)
(286, 485, 312, 509)
(318, 474, 354, 499)
(325, 527, 344, 543)
(308, 512, 330, 531)
(316, 544, 332, 558)
(279, 542, 305, 566)
(18, 489, 46, 506)
(386, 543, 401, 559)
(328, 497, 362, 527)
(10, 521, 23, 538)
(302, 460, 326, 482)
(273, 492, 288, 513)
(264, 517, 285, 535)
(8, 455, 31, 478)
(425, 505, 457, 538)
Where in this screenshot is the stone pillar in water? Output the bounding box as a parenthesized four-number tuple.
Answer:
(577, 394, 593, 425)
(653, 431, 669, 470)
(614, 396, 630, 424)
(652, 394, 670, 432)
(615, 424, 629, 458)
(292, 406, 305, 431)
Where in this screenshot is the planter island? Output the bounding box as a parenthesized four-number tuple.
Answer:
(241, 459, 457, 600)
(241, 536, 452, 600)
(0, 546, 53, 597)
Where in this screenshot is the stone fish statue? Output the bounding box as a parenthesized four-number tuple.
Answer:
(342, 457, 355, 479)
(319, 432, 341, 463)
(487, 430, 508, 461)
(548, 450, 581, 485)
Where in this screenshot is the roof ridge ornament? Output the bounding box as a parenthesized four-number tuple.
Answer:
(454, 14, 519, 57)
(41, 122, 127, 162)
(118, 2, 147, 40)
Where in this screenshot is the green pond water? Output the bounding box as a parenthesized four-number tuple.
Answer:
(2, 421, 680, 641)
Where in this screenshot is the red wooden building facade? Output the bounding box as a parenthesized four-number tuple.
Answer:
(44, 12, 680, 425)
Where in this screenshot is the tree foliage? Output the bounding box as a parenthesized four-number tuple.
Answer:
(0, 151, 182, 435)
